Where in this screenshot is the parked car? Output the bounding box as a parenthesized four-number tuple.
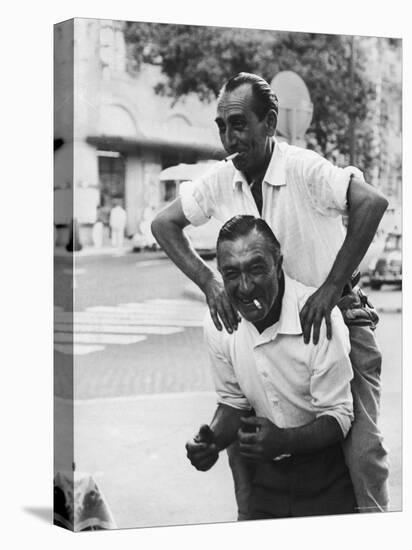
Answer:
(358, 233, 386, 279)
(368, 232, 402, 290)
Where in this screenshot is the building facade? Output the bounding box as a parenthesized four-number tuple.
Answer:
(54, 19, 402, 248)
(54, 18, 225, 247)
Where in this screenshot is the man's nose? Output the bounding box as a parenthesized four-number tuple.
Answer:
(224, 127, 237, 150)
(239, 273, 254, 294)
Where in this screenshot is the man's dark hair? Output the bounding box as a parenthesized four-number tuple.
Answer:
(217, 215, 282, 263)
(219, 72, 279, 121)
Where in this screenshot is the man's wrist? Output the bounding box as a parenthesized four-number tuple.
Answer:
(323, 277, 346, 295)
(197, 266, 216, 293)
(210, 426, 234, 452)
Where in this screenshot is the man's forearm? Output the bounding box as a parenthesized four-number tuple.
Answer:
(325, 179, 388, 290)
(210, 404, 250, 451)
(283, 415, 344, 455)
(151, 215, 214, 292)
(152, 199, 239, 333)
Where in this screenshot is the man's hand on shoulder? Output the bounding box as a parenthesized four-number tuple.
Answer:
(185, 425, 219, 471)
(202, 275, 241, 334)
(300, 282, 342, 345)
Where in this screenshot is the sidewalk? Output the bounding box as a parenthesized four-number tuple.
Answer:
(55, 392, 237, 530)
(54, 244, 168, 261)
(54, 384, 401, 530)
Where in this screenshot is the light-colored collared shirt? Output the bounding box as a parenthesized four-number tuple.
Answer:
(204, 276, 354, 437)
(181, 140, 364, 287)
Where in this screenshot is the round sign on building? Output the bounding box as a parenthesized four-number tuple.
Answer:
(271, 71, 313, 147)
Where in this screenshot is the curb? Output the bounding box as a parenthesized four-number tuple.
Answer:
(54, 246, 168, 261)
(54, 246, 134, 258)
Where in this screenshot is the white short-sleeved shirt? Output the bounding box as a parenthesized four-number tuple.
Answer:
(181, 140, 364, 287)
(204, 275, 354, 437)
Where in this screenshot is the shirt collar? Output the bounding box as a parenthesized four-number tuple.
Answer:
(277, 275, 303, 335)
(256, 274, 303, 343)
(232, 138, 287, 190)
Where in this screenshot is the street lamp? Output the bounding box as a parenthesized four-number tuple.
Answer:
(349, 35, 356, 166)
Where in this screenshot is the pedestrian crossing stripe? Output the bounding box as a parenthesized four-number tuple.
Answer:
(54, 298, 206, 356)
(55, 333, 147, 345)
(55, 344, 105, 355)
(85, 305, 205, 316)
(54, 324, 184, 335)
(55, 314, 204, 328)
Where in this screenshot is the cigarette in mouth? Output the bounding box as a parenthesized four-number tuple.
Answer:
(253, 299, 262, 310)
(224, 152, 239, 162)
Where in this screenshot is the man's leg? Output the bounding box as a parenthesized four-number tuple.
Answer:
(226, 442, 255, 520)
(249, 444, 356, 519)
(343, 325, 389, 512)
(115, 228, 121, 248)
(118, 226, 124, 248)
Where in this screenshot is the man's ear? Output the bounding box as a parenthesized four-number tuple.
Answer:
(276, 254, 283, 276)
(265, 109, 277, 136)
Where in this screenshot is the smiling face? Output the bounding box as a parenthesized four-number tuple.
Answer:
(217, 229, 283, 325)
(215, 84, 276, 179)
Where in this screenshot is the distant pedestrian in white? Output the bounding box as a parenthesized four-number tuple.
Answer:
(109, 201, 127, 248)
(92, 206, 105, 248)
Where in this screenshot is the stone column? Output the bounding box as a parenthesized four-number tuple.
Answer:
(72, 18, 102, 243)
(125, 156, 144, 236)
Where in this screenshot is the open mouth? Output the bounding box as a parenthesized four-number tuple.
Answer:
(238, 297, 262, 310)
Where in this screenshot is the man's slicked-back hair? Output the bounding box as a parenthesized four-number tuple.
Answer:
(217, 215, 282, 263)
(219, 72, 279, 121)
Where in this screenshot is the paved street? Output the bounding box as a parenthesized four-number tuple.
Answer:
(54, 250, 402, 528)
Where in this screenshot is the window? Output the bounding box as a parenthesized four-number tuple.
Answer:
(98, 153, 125, 222)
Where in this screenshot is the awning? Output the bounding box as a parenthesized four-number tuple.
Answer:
(159, 162, 218, 182)
(86, 135, 225, 159)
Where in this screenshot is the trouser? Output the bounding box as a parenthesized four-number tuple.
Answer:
(227, 303, 389, 517)
(227, 441, 255, 521)
(110, 227, 124, 248)
(342, 324, 389, 512)
(248, 444, 357, 519)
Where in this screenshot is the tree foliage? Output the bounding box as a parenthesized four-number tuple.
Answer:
(124, 22, 401, 179)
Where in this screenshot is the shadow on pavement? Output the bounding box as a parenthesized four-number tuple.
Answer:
(22, 506, 53, 524)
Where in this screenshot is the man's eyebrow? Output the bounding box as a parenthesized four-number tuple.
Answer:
(221, 255, 267, 270)
(214, 114, 246, 123)
(228, 113, 246, 122)
(246, 256, 266, 266)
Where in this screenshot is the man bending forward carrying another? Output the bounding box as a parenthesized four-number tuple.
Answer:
(186, 216, 357, 519)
